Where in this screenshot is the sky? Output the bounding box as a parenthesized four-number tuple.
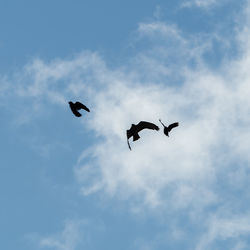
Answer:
(2, 0, 250, 249)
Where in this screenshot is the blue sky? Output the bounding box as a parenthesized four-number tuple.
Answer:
(2, 0, 250, 249)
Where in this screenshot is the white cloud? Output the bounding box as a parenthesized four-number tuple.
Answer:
(39, 220, 86, 250)
(72, 21, 250, 212)
(181, 0, 222, 9)
(137, 21, 212, 61)
(196, 213, 250, 250)
(26, 219, 106, 250)
(4, 2, 250, 249)
(153, 5, 162, 20)
(5, 5, 250, 214)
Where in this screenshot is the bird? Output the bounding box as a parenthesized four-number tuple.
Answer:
(159, 119, 179, 137)
(126, 121, 159, 150)
(68, 101, 90, 117)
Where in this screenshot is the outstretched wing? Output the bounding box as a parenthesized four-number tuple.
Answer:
(167, 122, 179, 132)
(126, 128, 134, 150)
(136, 121, 159, 133)
(126, 128, 132, 140)
(75, 102, 90, 112)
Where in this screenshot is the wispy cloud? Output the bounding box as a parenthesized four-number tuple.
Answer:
(196, 213, 250, 250)
(5, 4, 250, 211)
(38, 220, 86, 250)
(26, 219, 106, 250)
(4, 1, 250, 249)
(181, 0, 223, 9)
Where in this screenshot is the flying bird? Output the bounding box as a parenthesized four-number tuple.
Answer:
(159, 119, 179, 137)
(68, 101, 90, 117)
(126, 121, 159, 150)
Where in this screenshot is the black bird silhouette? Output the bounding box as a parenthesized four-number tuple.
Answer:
(159, 119, 179, 137)
(69, 101, 90, 117)
(126, 121, 159, 150)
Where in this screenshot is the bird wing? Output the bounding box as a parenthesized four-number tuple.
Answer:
(75, 102, 90, 112)
(126, 129, 133, 150)
(126, 121, 159, 150)
(126, 127, 133, 140)
(136, 121, 159, 133)
(71, 108, 82, 117)
(167, 122, 179, 132)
